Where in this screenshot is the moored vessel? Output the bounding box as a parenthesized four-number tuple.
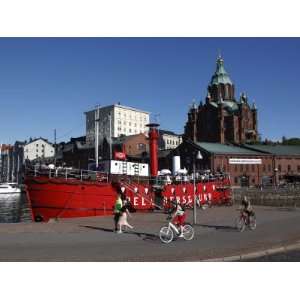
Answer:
(25, 123, 232, 222)
(0, 183, 22, 195)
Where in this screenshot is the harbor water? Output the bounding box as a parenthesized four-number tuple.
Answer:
(0, 193, 32, 223)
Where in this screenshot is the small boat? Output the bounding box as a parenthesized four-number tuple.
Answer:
(0, 183, 22, 195)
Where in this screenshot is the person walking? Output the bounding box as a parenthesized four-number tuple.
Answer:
(114, 193, 123, 232)
(117, 199, 134, 233)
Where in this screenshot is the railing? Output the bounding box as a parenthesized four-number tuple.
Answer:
(26, 166, 231, 187)
(233, 186, 300, 207)
(26, 166, 109, 183)
(120, 179, 163, 209)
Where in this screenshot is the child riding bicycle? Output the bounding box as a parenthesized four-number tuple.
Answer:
(169, 199, 187, 237)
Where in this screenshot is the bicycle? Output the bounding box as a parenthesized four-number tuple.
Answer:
(159, 212, 195, 243)
(236, 209, 256, 232)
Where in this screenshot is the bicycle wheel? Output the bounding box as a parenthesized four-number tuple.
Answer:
(201, 204, 208, 210)
(182, 224, 195, 241)
(249, 215, 257, 230)
(236, 217, 245, 232)
(159, 226, 174, 244)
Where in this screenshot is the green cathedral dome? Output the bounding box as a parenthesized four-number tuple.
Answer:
(210, 55, 233, 85)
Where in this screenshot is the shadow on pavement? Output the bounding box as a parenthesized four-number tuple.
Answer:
(81, 225, 160, 242)
(196, 223, 237, 232)
(262, 207, 298, 212)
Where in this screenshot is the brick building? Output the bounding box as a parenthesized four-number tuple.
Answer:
(159, 140, 300, 187)
(184, 55, 258, 144)
(102, 133, 149, 159)
(242, 144, 300, 185)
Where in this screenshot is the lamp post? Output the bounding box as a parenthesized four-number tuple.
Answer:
(95, 106, 100, 168)
(274, 168, 278, 188)
(108, 113, 112, 160)
(193, 150, 203, 225)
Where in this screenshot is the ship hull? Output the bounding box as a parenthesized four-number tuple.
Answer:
(25, 176, 154, 222)
(25, 175, 232, 222)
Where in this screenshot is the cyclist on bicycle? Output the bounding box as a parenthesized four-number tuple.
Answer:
(170, 199, 186, 237)
(240, 196, 254, 223)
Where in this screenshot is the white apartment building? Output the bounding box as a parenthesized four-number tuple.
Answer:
(85, 103, 150, 145)
(158, 130, 183, 150)
(24, 138, 55, 161)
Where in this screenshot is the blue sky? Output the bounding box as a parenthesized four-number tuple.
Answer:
(0, 37, 299, 144)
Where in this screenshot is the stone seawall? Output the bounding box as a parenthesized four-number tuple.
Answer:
(233, 187, 300, 207)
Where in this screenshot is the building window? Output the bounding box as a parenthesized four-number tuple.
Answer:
(263, 165, 266, 172)
(278, 165, 282, 172)
(251, 165, 255, 172)
(235, 165, 237, 172)
(288, 165, 291, 172)
(234, 177, 238, 184)
(137, 143, 145, 150)
(252, 178, 255, 184)
(240, 165, 243, 172)
(298, 165, 300, 173)
(246, 165, 249, 172)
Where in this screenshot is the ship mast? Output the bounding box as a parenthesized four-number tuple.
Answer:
(0, 143, 2, 182)
(7, 147, 10, 182)
(95, 106, 100, 168)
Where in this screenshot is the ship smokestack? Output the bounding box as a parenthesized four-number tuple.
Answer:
(146, 123, 159, 177)
(172, 156, 181, 175)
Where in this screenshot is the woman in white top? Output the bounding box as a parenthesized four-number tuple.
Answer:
(117, 200, 134, 233)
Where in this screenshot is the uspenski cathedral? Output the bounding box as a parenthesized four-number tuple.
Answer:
(184, 55, 258, 144)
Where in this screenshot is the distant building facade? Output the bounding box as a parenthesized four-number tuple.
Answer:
(159, 140, 300, 187)
(0, 144, 13, 182)
(184, 55, 258, 144)
(85, 103, 150, 146)
(158, 130, 182, 150)
(24, 138, 55, 161)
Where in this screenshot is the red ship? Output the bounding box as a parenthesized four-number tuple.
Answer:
(25, 124, 232, 222)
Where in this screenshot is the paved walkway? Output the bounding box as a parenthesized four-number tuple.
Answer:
(0, 205, 300, 261)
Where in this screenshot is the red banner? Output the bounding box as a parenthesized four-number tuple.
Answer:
(114, 151, 126, 160)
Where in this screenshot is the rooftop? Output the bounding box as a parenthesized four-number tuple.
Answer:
(159, 129, 182, 136)
(193, 142, 265, 155)
(243, 144, 300, 156)
(209, 100, 239, 112)
(85, 103, 150, 115)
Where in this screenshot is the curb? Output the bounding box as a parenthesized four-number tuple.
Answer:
(201, 241, 300, 262)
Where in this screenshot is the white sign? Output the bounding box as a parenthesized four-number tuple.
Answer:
(98, 160, 149, 176)
(229, 158, 262, 165)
